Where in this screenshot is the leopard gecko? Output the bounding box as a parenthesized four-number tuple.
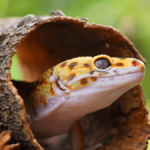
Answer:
(12, 54, 145, 149)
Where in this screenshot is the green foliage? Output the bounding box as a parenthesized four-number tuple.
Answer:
(0, 0, 9, 17)
(10, 55, 23, 80)
(1, 0, 150, 148)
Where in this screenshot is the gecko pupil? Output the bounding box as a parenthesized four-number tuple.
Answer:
(94, 58, 111, 69)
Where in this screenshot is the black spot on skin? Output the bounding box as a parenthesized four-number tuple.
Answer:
(84, 63, 90, 67)
(115, 63, 123, 66)
(90, 70, 95, 75)
(50, 67, 54, 76)
(69, 62, 77, 69)
(69, 74, 76, 80)
(80, 78, 88, 85)
(60, 62, 66, 68)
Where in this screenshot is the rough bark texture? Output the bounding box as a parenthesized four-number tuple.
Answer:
(0, 124, 20, 150)
(0, 11, 150, 150)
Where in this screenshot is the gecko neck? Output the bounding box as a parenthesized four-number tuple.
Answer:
(30, 83, 131, 139)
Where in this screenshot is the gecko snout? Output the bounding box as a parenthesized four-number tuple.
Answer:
(133, 59, 145, 72)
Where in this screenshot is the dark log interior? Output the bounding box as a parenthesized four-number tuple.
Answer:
(16, 20, 143, 81)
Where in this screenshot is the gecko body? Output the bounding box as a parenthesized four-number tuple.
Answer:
(15, 55, 145, 139)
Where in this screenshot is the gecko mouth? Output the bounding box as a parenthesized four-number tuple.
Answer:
(55, 79, 66, 91)
(54, 71, 145, 92)
(96, 71, 145, 79)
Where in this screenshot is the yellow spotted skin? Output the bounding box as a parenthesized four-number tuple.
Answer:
(53, 57, 95, 90)
(54, 55, 142, 81)
(54, 57, 93, 81)
(31, 55, 144, 109)
(31, 69, 53, 108)
(52, 55, 143, 90)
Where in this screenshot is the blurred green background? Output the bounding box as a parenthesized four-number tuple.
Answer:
(0, 0, 150, 148)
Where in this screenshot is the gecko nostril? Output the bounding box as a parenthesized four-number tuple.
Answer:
(132, 60, 138, 67)
(133, 62, 137, 66)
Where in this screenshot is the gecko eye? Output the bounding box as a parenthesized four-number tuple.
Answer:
(94, 58, 111, 69)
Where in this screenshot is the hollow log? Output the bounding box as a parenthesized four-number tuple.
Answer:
(0, 11, 150, 150)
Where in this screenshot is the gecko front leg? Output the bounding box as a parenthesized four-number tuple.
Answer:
(69, 121, 85, 150)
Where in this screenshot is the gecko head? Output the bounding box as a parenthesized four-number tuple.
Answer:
(32, 55, 145, 136)
(49, 54, 145, 112)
